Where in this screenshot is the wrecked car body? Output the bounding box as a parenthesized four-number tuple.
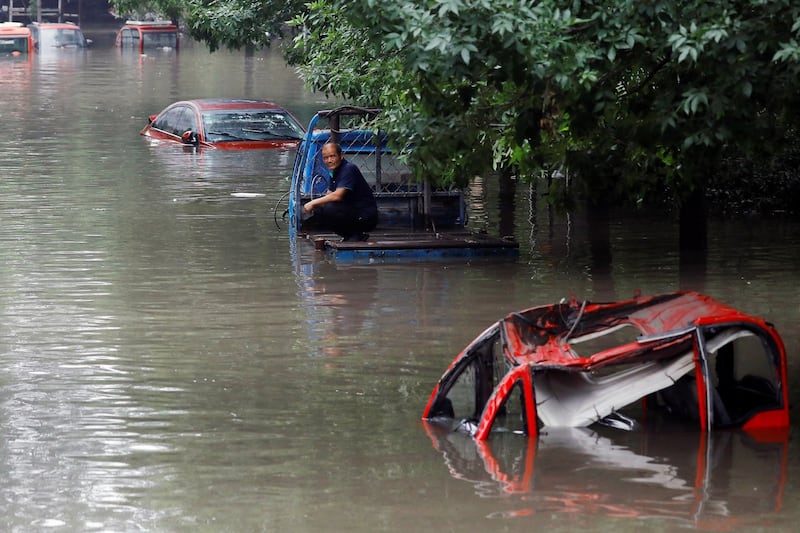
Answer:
(422, 291, 789, 440)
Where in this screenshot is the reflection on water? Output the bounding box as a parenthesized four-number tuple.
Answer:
(425, 423, 789, 527)
(1, 33, 799, 533)
(292, 240, 380, 358)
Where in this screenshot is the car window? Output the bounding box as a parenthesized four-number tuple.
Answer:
(172, 107, 196, 136)
(119, 28, 139, 48)
(700, 325, 784, 428)
(202, 110, 304, 142)
(142, 31, 177, 49)
(39, 29, 86, 48)
(0, 36, 29, 54)
(488, 378, 530, 435)
(153, 106, 196, 137)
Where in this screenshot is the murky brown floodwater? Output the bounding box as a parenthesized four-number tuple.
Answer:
(1, 30, 799, 532)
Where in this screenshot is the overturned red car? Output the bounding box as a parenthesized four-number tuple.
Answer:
(423, 291, 789, 440)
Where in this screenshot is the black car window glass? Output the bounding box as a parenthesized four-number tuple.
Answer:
(152, 110, 169, 132)
(0, 36, 29, 54)
(172, 107, 196, 136)
(153, 107, 183, 135)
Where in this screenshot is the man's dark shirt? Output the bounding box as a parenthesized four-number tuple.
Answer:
(330, 158, 378, 215)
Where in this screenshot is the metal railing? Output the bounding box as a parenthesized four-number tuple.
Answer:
(5, 1, 79, 23)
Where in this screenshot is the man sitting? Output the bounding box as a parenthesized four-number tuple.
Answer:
(302, 142, 378, 242)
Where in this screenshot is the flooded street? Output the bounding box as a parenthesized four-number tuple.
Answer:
(1, 34, 799, 532)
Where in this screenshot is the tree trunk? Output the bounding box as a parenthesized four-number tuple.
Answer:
(586, 202, 615, 300)
(497, 166, 517, 238)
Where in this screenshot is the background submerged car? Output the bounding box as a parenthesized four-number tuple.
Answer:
(29, 22, 91, 49)
(0, 22, 33, 56)
(140, 98, 306, 150)
(115, 20, 178, 53)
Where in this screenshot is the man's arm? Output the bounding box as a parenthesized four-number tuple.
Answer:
(303, 187, 347, 213)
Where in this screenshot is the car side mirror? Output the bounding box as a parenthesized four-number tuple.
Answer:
(181, 130, 199, 145)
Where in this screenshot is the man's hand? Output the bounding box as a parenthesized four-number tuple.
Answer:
(302, 188, 344, 215)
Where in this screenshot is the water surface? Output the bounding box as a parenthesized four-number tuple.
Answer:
(1, 36, 798, 532)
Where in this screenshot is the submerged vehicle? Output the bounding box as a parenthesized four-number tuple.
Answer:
(423, 291, 789, 440)
(28, 22, 91, 49)
(140, 98, 305, 150)
(288, 106, 464, 232)
(287, 106, 518, 260)
(115, 20, 179, 53)
(0, 22, 33, 56)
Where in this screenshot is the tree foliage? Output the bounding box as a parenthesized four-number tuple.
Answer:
(291, 0, 800, 206)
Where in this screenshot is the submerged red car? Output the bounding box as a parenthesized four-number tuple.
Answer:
(115, 20, 178, 53)
(140, 98, 305, 149)
(423, 291, 789, 440)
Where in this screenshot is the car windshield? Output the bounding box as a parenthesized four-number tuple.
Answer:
(39, 29, 86, 48)
(142, 31, 177, 49)
(203, 110, 305, 142)
(0, 36, 29, 54)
